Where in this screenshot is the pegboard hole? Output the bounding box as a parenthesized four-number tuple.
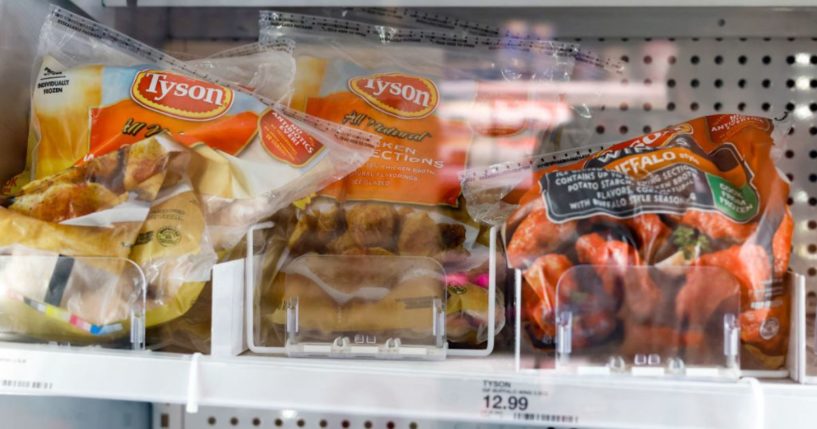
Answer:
(812, 127, 817, 136)
(386, 422, 395, 429)
(364, 421, 373, 429)
(811, 79, 817, 88)
(643, 102, 653, 111)
(296, 419, 305, 427)
(787, 55, 796, 65)
(787, 197, 794, 206)
(668, 55, 677, 64)
(714, 55, 723, 64)
(714, 102, 722, 111)
(252, 418, 261, 427)
(738, 55, 747, 65)
(409, 423, 418, 429)
(738, 102, 746, 111)
(714, 79, 723, 88)
(787, 173, 794, 181)
(667, 79, 676, 88)
(738, 79, 747, 88)
(691, 55, 700, 65)
(690, 102, 699, 111)
(762, 55, 771, 64)
(644, 78, 653, 86)
(809, 268, 817, 277)
(762, 79, 771, 88)
(787, 79, 795, 88)
(808, 220, 817, 229)
(342, 420, 350, 428)
(717, 18, 726, 27)
(810, 150, 817, 159)
(762, 102, 771, 111)
(691, 79, 700, 88)
(230, 417, 239, 426)
(811, 174, 817, 183)
(810, 103, 817, 112)
(786, 102, 796, 111)
(208, 417, 217, 426)
(785, 150, 795, 158)
(596, 125, 605, 134)
(810, 197, 817, 206)
(319, 420, 328, 428)
(809, 244, 817, 254)
(643, 55, 653, 64)
(643, 125, 652, 133)
(811, 55, 817, 65)
(621, 55, 630, 63)
(620, 125, 629, 134)
(620, 102, 629, 111)
(275, 419, 283, 427)
(668, 102, 676, 111)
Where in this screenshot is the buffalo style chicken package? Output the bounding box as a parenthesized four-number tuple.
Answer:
(465, 114, 794, 370)
(255, 11, 578, 349)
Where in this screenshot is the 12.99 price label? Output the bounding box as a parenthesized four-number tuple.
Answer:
(479, 379, 579, 424)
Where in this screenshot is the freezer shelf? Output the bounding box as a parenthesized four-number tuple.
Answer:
(0, 342, 814, 428)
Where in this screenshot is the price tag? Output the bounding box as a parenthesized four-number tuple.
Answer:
(479, 379, 579, 425)
(0, 348, 54, 393)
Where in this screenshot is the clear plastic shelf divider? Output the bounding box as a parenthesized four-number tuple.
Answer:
(246, 223, 448, 360)
(0, 254, 146, 349)
(518, 264, 742, 378)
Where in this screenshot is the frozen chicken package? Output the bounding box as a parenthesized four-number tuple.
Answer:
(0, 135, 170, 344)
(463, 114, 794, 370)
(3, 7, 378, 351)
(336, 7, 625, 151)
(12, 7, 377, 252)
(254, 11, 577, 349)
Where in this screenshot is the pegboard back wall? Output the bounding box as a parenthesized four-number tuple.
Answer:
(573, 37, 816, 283)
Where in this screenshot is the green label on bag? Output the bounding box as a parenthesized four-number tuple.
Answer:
(706, 173, 759, 222)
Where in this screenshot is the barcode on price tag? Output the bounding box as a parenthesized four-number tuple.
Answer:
(0, 379, 54, 391)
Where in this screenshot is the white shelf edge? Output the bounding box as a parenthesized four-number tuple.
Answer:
(1, 343, 817, 428)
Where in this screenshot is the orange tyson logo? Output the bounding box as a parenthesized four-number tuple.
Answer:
(348, 73, 439, 119)
(130, 70, 234, 121)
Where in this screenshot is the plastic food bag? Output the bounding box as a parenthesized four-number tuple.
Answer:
(465, 114, 793, 370)
(129, 149, 217, 328)
(0, 136, 170, 343)
(149, 38, 295, 102)
(256, 11, 577, 348)
(7, 7, 378, 352)
(185, 39, 296, 104)
(11, 7, 377, 253)
(336, 7, 624, 151)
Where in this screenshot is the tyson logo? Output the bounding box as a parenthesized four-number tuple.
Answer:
(130, 70, 234, 121)
(348, 73, 438, 119)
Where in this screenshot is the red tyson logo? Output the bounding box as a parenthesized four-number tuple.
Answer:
(131, 70, 234, 121)
(348, 73, 439, 119)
